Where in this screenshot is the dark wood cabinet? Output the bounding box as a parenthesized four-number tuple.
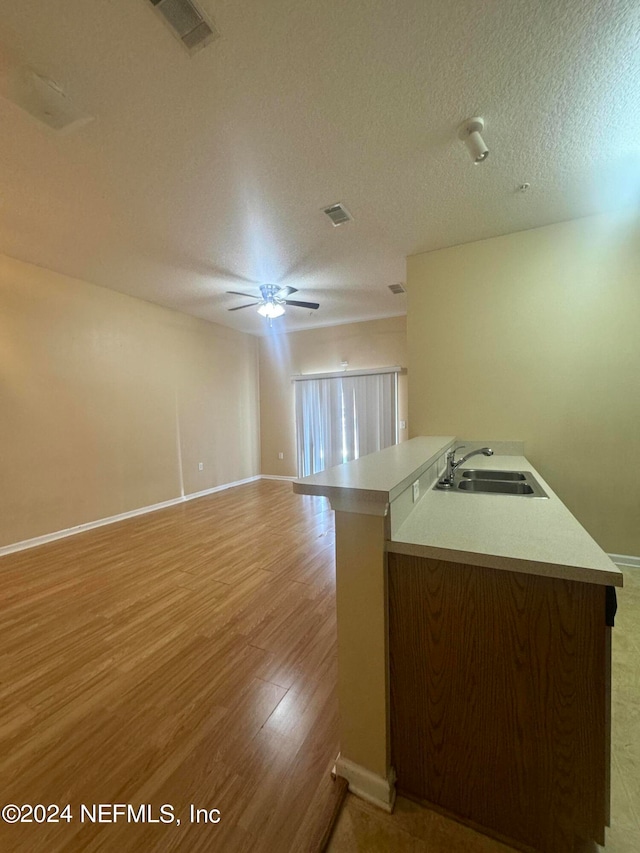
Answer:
(388, 553, 611, 853)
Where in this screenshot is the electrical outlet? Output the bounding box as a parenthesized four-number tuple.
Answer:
(278, 452, 284, 460)
(412, 480, 420, 502)
(198, 462, 204, 471)
(399, 420, 406, 430)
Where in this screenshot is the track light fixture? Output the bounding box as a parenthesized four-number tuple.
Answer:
(458, 116, 489, 164)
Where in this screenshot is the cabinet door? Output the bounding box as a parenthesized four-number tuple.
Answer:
(388, 553, 609, 852)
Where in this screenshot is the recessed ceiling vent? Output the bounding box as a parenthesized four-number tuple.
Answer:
(323, 203, 353, 226)
(388, 283, 406, 294)
(147, 0, 220, 54)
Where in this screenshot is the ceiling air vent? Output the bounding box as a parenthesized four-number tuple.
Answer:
(323, 203, 353, 226)
(0, 69, 94, 132)
(388, 283, 406, 294)
(147, 0, 220, 55)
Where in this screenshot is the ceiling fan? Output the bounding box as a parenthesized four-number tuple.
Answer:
(227, 284, 319, 320)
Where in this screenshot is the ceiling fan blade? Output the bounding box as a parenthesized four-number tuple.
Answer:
(276, 286, 298, 297)
(227, 290, 259, 299)
(284, 299, 320, 309)
(228, 302, 259, 311)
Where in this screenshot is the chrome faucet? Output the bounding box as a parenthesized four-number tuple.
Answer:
(438, 445, 494, 488)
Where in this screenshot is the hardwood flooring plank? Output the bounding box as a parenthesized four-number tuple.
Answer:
(0, 480, 338, 852)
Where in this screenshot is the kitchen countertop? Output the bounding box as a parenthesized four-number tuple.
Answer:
(293, 435, 455, 512)
(294, 437, 623, 588)
(390, 453, 623, 587)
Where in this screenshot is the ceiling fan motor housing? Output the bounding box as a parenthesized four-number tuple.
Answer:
(260, 284, 287, 304)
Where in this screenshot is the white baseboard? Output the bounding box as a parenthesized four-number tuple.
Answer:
(183, 476, 260, 501)
(333, 753, 396, 813)
(609, 553, 640, 569)
(0, 475, 262, 558)
(260, 474, 297, 481)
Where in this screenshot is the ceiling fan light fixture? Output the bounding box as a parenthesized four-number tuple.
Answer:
(257, 301, 285, 319)
(227, 283, 318, 318)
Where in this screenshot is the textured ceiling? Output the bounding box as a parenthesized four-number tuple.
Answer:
(0, 0, 639, 335)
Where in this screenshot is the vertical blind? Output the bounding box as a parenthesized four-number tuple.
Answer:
(295, 370, 398, 477)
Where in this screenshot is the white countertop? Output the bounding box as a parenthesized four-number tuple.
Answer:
(294, 437, 622, 588)
(293, 436, 455, 511)
(390, 453, 622, 587)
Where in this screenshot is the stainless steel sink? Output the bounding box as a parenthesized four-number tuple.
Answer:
(462, 470, 525, 481)
(434, 469, 548, 498)
(458, 480, 534, 495)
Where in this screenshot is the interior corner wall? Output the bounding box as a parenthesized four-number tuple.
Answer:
(0, 253, 260, 549)
(406, 213, 640, 556)
(258, 316, 408, 478)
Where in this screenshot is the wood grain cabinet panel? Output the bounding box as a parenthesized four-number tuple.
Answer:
(388, 553, 610, 853)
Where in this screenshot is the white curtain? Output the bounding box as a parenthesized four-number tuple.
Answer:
(295, 372, 397, 477)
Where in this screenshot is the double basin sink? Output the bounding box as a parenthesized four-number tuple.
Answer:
(436, 468, 548, 498)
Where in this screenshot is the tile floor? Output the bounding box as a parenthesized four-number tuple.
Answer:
(327, 566, 640, 852)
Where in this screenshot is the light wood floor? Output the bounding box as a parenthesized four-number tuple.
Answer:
(0, 480, 340, 852)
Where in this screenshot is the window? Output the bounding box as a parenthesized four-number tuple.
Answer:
(294, 369, 398, 477)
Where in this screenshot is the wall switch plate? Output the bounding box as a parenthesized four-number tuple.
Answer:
(278, 452, 284, 460)
(412, 480, 420, 502)
(198, 462, 204, 471)
(399, 420, 406, 430)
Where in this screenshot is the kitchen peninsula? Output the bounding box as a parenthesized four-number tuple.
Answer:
(294, 436, 623, 853)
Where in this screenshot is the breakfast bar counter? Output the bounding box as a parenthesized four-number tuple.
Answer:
(294, 436, 623, 853)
